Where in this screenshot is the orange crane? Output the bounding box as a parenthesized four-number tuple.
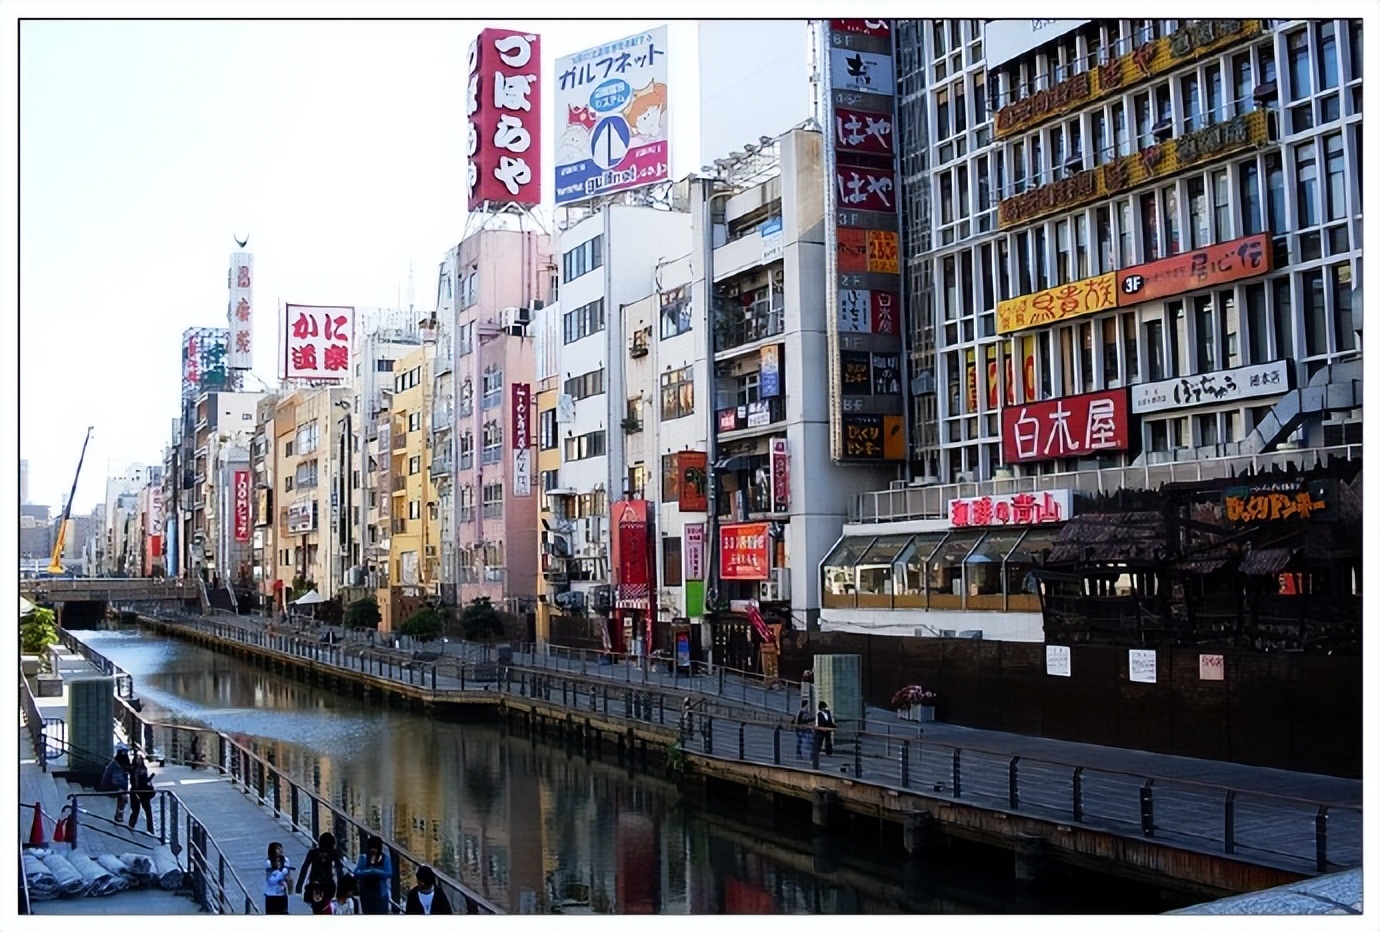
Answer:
(48, 426, 93, 575)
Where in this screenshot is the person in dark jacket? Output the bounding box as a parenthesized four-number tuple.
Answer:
(403, 865, 453, 915)
(99, 745, 132, 822)
(353, 834, 393, 914)
(296, 830, 346, 903)
(816, 701, 837, 756)
(126, 750, 156, 832)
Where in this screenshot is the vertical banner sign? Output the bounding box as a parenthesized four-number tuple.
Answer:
(233, 470, 252, 542)
(612, 500, 650, 607)
(512, 382, 532, 496)
(759, 344, 781, 397)
(468, 29, 542, 210)
(825, 20, 907, 462)
(683, 523, 705, 580)
(677, 450, 708, 512)
(183, 333, 200, 402)
(227, 252, 254, 370)
(282, 305, 355, 384)
(769, 437, 790, 513)
(553, 26, 669, 205)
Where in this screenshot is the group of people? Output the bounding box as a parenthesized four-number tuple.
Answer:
(794, 700, 838, 758)
(262, 832, 455, 915)
(99, 743, 156, 832)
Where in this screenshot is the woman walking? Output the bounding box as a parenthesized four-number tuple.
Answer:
(263, 841, 294, 914)
(296, 831, 346, 903)
(126, 749, 156, 832)
(353, 835, 393, 914)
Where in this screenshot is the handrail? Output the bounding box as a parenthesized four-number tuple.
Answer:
(56, 628, 133, 700)
(18, 840, 32, 914)
(19, 675, 46, 771)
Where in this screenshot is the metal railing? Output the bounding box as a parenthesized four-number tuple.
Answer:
(851, 443, 1364, 523)
(57, 629, 134, 700)
(19, 675, 46, 771)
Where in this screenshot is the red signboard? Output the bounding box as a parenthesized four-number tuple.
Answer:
(1117, 232, 1271, 305)
(770, 438, 790, 513)
(612, 499, 650, 602)
(830, 19, 890, 37)
(233, 470, 252, 542)
(719, 522, 770, 581)
(835, 165, 896, 213)
(468, 28, 542, 210)
(834, 106, 894, 154)
(677, 450, 708, 512)
(1001, 388, 1131, 464)
(511, 382, 531, 449)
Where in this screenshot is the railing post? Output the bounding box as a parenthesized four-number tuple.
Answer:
(705, 716, 714, 755)
(739, 722, 746, 760)
(1224, 791, 1236, 854)
(1140, 780, 1155, 837)
(900, 741, 910, 789)
(1072, 767, 1084, 822)
(1009, 757, 1020, 809)
(773, 725, 782, 765)
(853, 733, 862, 777)
(291, 785, 300, 830)
(952, 748, 962, 798)
(1316, 806, 1329, 873)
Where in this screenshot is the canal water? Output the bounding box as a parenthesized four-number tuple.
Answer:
(74, 627, 1202, 915)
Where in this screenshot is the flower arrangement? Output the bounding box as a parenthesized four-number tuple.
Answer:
(891, 685, 937, 710)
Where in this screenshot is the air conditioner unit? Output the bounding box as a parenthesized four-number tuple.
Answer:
(502, 306, 531, 335)
(758, 581, 781, 602)
(773, 567, 790, 594)
(425, 545, 437, 556)
(552, 590, 586, 611)
(591, 586, 613, 612)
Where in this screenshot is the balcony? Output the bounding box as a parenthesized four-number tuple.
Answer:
(392, 431, 407, 450)
(715, 298, 784, 354)
(716, 396, 786, 434)
(432, 395, 453, 430)
(430, 453, 452, 478)
(459, 452, 474, 471)
(391, 475, 408, 494)
(391, 517, 408, 534)
(434, 337, 454, 375)
(481, 447, 501, 466)
(482, 502, 505, 520)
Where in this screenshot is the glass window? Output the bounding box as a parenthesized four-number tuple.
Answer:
(1325, 132, 1347, 222)
(1145, 318, 1166, 381)
(1233, 52, 1253, 113)
(1239, 160, 1263, 235)
(1302, 269, 1326, 356)
(1212, 169, 1230, 242)
(1122, 313, 1139, 382)
(822, 536, 875, 596)
(1135, 91, 1153, 147)
(1207, 62, 1225, 123)
(1187, 176, 1209, 249)
(1078, 321, 1093, 391)
(1349, 20, 1363, 80)
(1265, 152, 1286, 233)
(1181, 71, 1202, 130)
(1246, 282, 1268, 362)
(1170, 302, 1189, 376)
(1295, 142, 1319, 228)
(1333, 263, 1355, 352)
(1075, 213, 1089, 279)
(1117, 199, 1133, 266)
(1112, 100, 1130, 157)
(1102, 316, 1120, 385)
(966, 530, 1026, 596)
(856, 535, 912, 597)
(1096, 205, 1113, 274)
(1056, 220, 1071, 284)
(1005, 529, 1059, 602)
(1288, 29, 1311, 100)
(1092, 108, 1107, 165)
(1034, 227, 1049, 289)
(1319, 21, 1339, 90)
(1194, 295, 1216, 372)
(1272, 277, 1294, 359)
(1140, 191, 1159, 260)
(928, 531, 984, 600)
(1220, 289, 1241, 369)
(1163, 185, 1180, 255)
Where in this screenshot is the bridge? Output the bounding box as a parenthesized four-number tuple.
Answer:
(21, 578, 200, 627)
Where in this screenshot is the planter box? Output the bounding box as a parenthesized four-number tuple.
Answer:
(36, 674, 63, 698)
(898, 705, 936, 722)
(21, 655, 41, 676)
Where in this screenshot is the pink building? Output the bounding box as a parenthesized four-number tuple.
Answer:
(431, 227, 552, 624)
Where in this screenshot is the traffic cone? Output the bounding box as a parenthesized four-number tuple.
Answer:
(29, 802, 46, 846)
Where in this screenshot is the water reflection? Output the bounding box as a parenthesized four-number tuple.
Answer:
(75, 628, 1192, 915)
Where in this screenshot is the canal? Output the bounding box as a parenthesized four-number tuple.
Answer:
(73, 627, 1203, 915)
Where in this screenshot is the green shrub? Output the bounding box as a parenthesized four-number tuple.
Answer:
(400, 606, 444, 642)
(20, 606, 58, 655)
(460, 597, 504, 642)
(343, 595, 382, 630)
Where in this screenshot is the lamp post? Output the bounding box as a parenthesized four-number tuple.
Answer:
(336, 398, 354, 602)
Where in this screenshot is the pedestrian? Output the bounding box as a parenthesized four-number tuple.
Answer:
(306, 880, 334, 914)
(263, 841, 294, 914)
(354, 834, 393, 915)
(126, 749, 156, 832)
(98, 744, 132, 823)
(331, 874, 362, 915)
(403, 865, 453, 915)
(816, 701, 837, 756)
(794, 699, 813, 758)
(297, 831, 346, 904)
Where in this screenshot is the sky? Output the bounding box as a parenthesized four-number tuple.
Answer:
(12, 9, 695, 515)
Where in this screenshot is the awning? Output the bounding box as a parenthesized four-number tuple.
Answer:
(1179, 558, 1229, 574)
(1239, 548, 1295, 576)
(291, 589, 325, 605)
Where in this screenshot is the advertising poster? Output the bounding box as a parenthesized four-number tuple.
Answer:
(282, 304, 354, 384)
(759, 344, 780, 398)
(233, 469, 252, 542)
(719, 522, 771, 580)
(677, 451, 708, 511)
(1046, 644, 1072, 677)
(554, 26, 669, 205)
(683, 522, 705, 580)
(1129, 649, 1158, 684)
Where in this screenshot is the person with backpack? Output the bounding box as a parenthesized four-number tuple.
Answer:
(794, 699, 814, 758)
(99, 745, 132, 823)
(296, 831, 346, 904)
(816, 701, 837, 756)
(126, 749, 156, 832)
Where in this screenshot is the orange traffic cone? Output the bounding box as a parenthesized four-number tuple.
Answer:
(53, 811, 65, 843)
(29, 802, 46, 846)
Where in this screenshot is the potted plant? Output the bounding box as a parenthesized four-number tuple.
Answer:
(891, 684, 937, 722)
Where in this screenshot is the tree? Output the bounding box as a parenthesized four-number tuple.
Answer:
(460, 597, 504, 643)
(343, 596, 381, 630)
(20, 606, 58, 656)
(400, 606, 444, 642)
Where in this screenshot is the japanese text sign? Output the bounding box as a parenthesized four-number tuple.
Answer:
(1223, 480, 1331, 523)
(554, 26, 668, 206)
(1199, 654, 1225, 681)
(468, 28, 542, 210)
(949, 489, 1072, 528)
(1118, 233, 1272, 305)
(1046, 645, 1071, 677)
(834, 105, 893, 154)
(1129, 649, 1157, 684)
(683, 523, 705, 581)
(719, 522, 771, 580)
(233, 470, 251, 542)
(841, 414, 905, 461)
(511, 382, 531, 449)
(282, 304, 354, 383)
(513, 448, 532, 497)
(1001, 389, 1130, 464)
(829, 20, 890, 37)
(227, 252, 253, 370)
(835, 166, 896, 213)
(829, 46, 895, 96)
(838, 289, 899, 334)
(770, 438, 790, 514)
(997, 273, 1117, 334)
(677, 451, 708, 512)
(1131, 360, 1290, 414)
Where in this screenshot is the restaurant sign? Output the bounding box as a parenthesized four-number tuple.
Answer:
(1002, 389, 1130, 464)
(719, 522, 771, 581)
(997, 273, 1116, 334)
(1130, 360, 1290, 414)
(949, 489, 1072, 528)
(1224, 479, 1332, 524)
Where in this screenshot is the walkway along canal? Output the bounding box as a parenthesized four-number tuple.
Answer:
(114, 611, 1361, 902)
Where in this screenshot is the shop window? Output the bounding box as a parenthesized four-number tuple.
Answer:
(927, 530, 984, 608)
(856, 535, 911, 604)
(965, 530, 1025, 608)
(821, 536, 876, 606)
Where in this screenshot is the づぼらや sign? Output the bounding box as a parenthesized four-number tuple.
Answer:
(468, 28, 542, 210)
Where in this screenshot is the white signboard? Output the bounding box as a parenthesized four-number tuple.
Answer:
(227, 252, 254, 370)
(683, 523, 705, 581)
(287, 500, 315, 534)
(760, 217, 783, 264)
(282, 304, 355, 384)
(1130, 360, 1291, 414)
(513, 447, 532, 497)
(829, 47, 895, 97)
(1129, 649, 1158, 684)
(1199, 654, 1225, 681)
(983, 19, 1090, 69)
(1046, 644, 1071, 677)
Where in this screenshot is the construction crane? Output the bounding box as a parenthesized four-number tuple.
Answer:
(48, 426, 94, 575)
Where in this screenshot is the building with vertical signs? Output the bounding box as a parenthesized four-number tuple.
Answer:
(824, 19, 1362, 646)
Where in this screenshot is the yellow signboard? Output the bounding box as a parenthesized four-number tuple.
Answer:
(997, 273, 1117, 334)
(999, 109, 1268, 229)
(995, 20, 1264, 139)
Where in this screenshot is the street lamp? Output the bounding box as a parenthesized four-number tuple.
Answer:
(336, 398, 354, 601)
